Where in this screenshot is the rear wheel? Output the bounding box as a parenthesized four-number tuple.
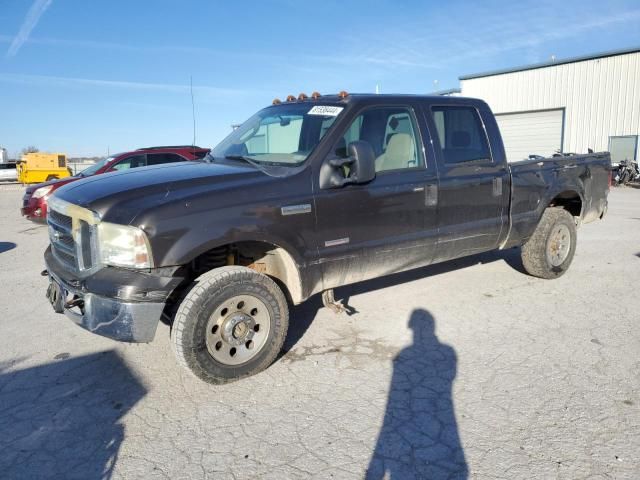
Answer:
(521, 207, 577, 279)
(171, 266, 289, 384)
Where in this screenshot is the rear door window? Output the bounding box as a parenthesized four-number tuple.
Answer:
(146, 153, 186, 165)
(431, 106, 492, 164)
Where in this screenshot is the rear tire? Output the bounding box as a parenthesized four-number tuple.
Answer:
(521, 207, 577, 279)
(171, 266, 289, 384)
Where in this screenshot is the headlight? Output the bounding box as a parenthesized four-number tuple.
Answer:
(32, 185, 53, 199)
(97, 222, 153, 269)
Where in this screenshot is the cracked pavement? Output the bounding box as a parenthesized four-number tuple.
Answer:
(0, 183, 638, 479)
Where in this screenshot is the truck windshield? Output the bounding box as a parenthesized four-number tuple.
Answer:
(211, 104, 343, 166)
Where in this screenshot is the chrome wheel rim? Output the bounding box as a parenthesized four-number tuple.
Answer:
(546, 224, 571, 267)
(205, 294, 271, 366)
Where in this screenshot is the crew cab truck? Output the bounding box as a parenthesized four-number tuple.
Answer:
(43, 93, 610, 384)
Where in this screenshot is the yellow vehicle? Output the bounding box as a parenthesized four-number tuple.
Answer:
(17, 152, 71, 184)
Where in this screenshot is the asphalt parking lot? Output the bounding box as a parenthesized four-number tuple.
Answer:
(0, 183, 638, 480)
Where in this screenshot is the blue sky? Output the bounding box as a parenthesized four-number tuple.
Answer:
(1, 0, 639, 157)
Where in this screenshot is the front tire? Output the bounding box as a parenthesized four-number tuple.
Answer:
(171, 266, 289, 384)
(521, 207, 577, 279)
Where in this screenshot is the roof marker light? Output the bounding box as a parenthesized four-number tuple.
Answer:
(286, 95, 296, 102)
(311, 91, 321, 99)
(272, 98, 282, 105)
(297, 93, 308, 101)
(338, 90, 349, 98)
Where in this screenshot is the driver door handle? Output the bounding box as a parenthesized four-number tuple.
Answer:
(492, 177, 503, 196)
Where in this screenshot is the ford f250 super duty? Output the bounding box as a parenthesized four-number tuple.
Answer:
(43, 93, 611, 384)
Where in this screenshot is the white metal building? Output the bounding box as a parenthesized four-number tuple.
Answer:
(458, 47, 640, 163)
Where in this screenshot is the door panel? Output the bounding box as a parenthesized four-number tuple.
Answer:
(314, 104, 438, 290)
(316, 171, 437, 289)
(435, 163, 507, 259)
(425, 103, 509, 262)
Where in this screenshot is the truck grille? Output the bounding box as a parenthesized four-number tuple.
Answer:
(48, 209, 77, 270)
(48, 207, 96, 272)
(49, 209, 72, 229)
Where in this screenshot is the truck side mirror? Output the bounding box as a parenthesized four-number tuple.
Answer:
(348, 141, 376, 184)
(319, 141, 376, 189)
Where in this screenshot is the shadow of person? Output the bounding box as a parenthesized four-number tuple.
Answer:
(366, 309, 468, 480)
(0, 350, 147, 480)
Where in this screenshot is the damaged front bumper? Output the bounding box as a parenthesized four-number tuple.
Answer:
(44, 247, 183, 343)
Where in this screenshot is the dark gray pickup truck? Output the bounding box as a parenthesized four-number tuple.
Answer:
(44, 93, 610, 383)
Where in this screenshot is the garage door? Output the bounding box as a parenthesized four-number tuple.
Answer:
(495, 109, 564, 162)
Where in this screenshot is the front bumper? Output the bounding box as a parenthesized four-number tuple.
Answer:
(45, 247, 183, 343)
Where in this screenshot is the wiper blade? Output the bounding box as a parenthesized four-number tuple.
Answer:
(225, 155, 296, 168)
(225, 154, 254, 162)
(224, 155, 262, 169)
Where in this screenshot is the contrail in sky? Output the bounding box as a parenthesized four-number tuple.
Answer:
(7, 0, 53, 57)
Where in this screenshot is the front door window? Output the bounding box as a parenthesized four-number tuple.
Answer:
(334, 106, 423, 173)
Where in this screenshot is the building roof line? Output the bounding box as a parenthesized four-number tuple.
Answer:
(459, 46, 640, 80)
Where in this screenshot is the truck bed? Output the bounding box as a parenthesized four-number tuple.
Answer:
(505, 152, 611, 247)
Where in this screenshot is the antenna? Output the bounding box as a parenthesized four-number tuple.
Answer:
(190, 75, 196, 147)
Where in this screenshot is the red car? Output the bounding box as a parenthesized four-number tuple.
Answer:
(21, 145, 210, 221)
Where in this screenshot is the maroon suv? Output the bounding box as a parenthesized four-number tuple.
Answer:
(21, 145, 210, 221)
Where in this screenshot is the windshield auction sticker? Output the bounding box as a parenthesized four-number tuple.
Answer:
(307, 105, 344, 116)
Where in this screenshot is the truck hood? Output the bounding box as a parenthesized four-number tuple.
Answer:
(53, 161, 267, 224)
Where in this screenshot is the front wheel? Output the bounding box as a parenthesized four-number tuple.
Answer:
(521, 207, 577, 279)
(171, 266, 289, 384)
